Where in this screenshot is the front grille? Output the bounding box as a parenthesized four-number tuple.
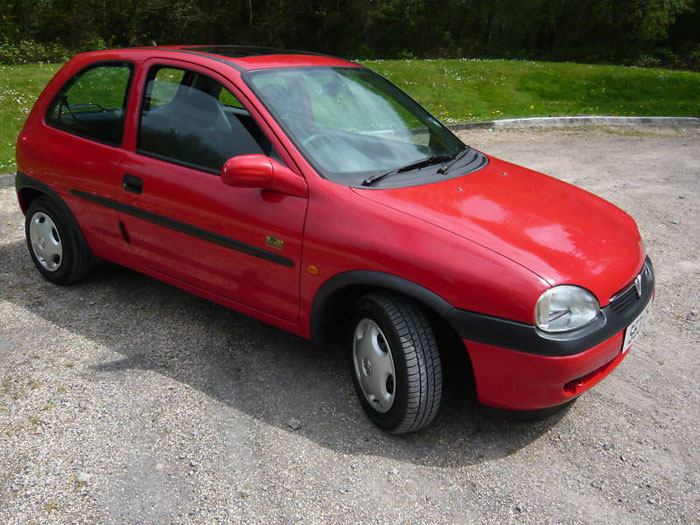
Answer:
(610, 285, 640, 314)
(609, 260, 650, 314)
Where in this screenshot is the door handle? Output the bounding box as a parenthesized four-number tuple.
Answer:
(122, 174, 143, 194)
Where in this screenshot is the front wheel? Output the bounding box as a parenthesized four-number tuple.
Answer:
(350, 293, 443, 434)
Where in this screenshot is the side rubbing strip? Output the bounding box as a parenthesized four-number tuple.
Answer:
(70, 190, 294, 267)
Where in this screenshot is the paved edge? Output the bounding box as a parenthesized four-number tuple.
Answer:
(0, 173, 15, 189)
(1, 116, 697, 180)
(448, 115, 700, 131)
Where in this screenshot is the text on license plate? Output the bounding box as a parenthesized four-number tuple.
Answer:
(622, 302, 651, 353)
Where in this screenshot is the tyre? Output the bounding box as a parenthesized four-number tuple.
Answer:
(25, 196, 92, 285)
(349, 293, 443, 434)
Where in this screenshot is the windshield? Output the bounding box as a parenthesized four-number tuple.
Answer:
(245, 67, 469, 187)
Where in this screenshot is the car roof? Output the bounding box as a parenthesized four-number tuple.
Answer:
(142, 45, 359, 71)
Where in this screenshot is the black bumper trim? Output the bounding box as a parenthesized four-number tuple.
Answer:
(447, 258, 654, 357)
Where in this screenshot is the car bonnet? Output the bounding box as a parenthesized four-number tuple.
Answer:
(351, 155, 645, 305)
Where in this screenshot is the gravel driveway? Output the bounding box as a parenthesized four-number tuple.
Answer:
(1, 125, 698, 524)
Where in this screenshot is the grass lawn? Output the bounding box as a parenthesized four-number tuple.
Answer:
(362, 59, 700, 125)
(1, 59, 699, 172)
(0, 63, 60, 172)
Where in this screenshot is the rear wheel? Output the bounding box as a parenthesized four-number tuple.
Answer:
(350, 293, 443, 434)
(25, 196, 92, 285)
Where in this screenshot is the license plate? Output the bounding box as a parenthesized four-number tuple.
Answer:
(622, 302, 651, 353)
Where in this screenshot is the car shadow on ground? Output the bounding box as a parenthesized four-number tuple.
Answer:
(1, 239, 570, 467)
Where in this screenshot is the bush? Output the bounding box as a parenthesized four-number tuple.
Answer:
(688, 45, 700, 69)
(396, 49, 417, 60)
(0, 39, 72, 64)
(633, 54, 663, 68)
(0, 38, 109, 65)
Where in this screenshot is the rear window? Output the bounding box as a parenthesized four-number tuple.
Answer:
(46, 61, 133, 145)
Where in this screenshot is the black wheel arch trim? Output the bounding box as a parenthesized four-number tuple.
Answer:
(16, 171, 69, 216)
(15, 171, 94, 258)
(312, 260, 654, 357)
(311, 271, 453, 345)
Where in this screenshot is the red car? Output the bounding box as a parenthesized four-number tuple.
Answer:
(15, 46, 653, 433)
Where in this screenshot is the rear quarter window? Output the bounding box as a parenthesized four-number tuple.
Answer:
(46, 61, 134, 145)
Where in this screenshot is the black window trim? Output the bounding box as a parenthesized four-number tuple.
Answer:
(134, 62, 280, 176)
(135, 149, 221, 176)
(134, 64, 220, 175)
(45, 60, 135, 148)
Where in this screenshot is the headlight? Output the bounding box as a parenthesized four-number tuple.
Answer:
(535, 286, 600, 333)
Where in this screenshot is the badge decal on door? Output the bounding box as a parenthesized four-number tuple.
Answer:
(265, 235, 284, 250)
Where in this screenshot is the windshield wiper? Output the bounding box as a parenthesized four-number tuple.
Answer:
(361, 155, 452, 187)
(437, 146, 471, 175)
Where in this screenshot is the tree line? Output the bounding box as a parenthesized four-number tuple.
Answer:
(1, 0, 698, 68)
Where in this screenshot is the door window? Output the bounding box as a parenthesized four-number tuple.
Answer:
(46, 62, 133, 145)
(138, 66, 277, 173)
(148, 68, 186, 108)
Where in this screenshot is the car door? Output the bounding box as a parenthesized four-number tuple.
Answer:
(117, 60, 308, 323)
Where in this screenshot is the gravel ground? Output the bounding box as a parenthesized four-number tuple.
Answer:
(0, 125, 698, 524)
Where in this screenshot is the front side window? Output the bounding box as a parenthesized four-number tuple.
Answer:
(148, 68, 185, 108)
(246, 67, 474, 187)
(138, 66, 277, 173)
(47, 62, 133, 145)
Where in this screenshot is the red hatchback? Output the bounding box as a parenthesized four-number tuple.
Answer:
(16, 46, 653, 433)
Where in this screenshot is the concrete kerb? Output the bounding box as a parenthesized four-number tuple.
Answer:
(447, 115, 700, 131)
(0, 174, 14, 188)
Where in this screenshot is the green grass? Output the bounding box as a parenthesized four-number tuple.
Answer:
(0, 63, 60, 172)
(1, 59, 699, 172)
(361, 59, 700, 125)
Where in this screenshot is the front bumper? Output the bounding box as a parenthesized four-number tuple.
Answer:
(464, 332, 626, 410)
(448, 257, 654, 410)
